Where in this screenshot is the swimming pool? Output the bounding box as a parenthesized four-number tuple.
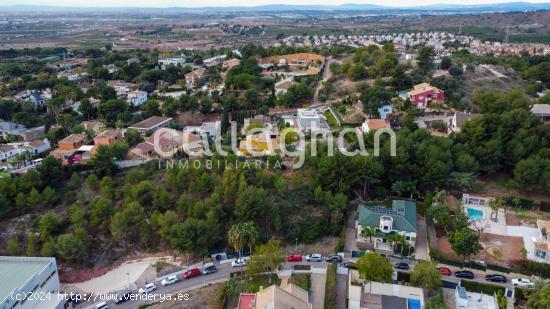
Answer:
(467, 207, 484, 221)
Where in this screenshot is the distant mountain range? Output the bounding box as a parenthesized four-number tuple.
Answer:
(2, 1, 550, 13)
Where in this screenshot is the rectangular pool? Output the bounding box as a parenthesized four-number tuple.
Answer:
(467, 207, 484, 221)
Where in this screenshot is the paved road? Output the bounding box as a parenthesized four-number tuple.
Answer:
(415, 216, 429, 261)
(79, 259, 332, 309)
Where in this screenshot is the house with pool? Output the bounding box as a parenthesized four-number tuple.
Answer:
(356, 200, 417, 254)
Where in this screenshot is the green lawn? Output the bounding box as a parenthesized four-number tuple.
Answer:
(289, 273, 311, 291)
(324, 110, 341, 129)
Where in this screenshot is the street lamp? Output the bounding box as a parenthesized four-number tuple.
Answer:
(295, 238, 298, 253)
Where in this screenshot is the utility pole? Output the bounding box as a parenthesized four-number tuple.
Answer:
(186, 253, 189, 270)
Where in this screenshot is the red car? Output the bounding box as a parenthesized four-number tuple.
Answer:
(438, 267, 452, 276)
(183, 268, 202, 279)
(287, 254, 303, 262)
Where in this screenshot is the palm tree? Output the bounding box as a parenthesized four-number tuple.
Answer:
(489, 197, 502, 220)
(242, 221, 259, 256)
(388, 234, 406, 256)
(228, 224, 246, 258)
(361, 226, 376, 248)
(433, 190, 448, 205)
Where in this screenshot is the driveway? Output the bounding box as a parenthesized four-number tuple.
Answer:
(310, 268, 327, 309)
(345, 210, 357, 252)
(415, 216, 429, 261)
(336, 273, 348, 309)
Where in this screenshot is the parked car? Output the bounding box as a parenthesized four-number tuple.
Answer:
(287, 254, 303, 262)
(203, 265, 218, 275)
(512, 278, 535, 287)
(454, 271, 475, 279)
(485, 274, 507, 283)
(114, 289, 132, 304)
(232, 258, 246, 267)
(161, 275, 178, 286)
(95, 302, 108, 309)
(183, 268, 202, 279)
(438, 267, 452, 276)
(138, 283, 157, 294)
(393, 262, 410, 271)
(305, 254, 323, 262)
(325, 255, 343, 263)
(340, 261, 356, 269)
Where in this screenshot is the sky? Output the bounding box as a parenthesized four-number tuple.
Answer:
(2, 0, 550, 7)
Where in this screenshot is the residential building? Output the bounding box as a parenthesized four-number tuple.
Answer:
(93, 129, 124, 147)
(0, 256, 64, 309)
(297, 109, 330, 133)
(185, 68, 206, 89)
(130, 130, 202, 159)
(242, 115, 279, 137)
(450, 112, 479, 133)
(237, 283, 312, 309)
(378, 104, 393, 120)
(533, 220, 550, 261)
(0, 121, 26, 139)
(81, 120, 106, 136)
(158, 57, 187, 69)
(18, 126, 45, 142)
(203, 55, 226, 67)
(239, 132, 281, 156)
(356, 200, 418, 253)
(361, 118, 390, 133)
(183, 121, 221, 139)
(258, 53, 325, 76)
(0, 139, 51, 162)
(50, 133, 89, 162)
(128, 116, 173, 135)
(107, 80, 135, 96)
(348, 269, 424, 309)
(127, 90, 148, 106)
(455, 286, 498, 309)
(462, 193, 494, 207)
(58, 133, 88, 150)
(274, 77, 296, 96)
(222, 58, 240, 71)
(402, 83, 445, 109)
(532, 104, 550, 122)
(29, 92, 46, 105)
(0, 144, 17, 161)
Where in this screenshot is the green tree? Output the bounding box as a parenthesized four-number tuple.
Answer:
(124, 129, 144, 147)
(40, 238, 56, 256)
(56, 233, 86, 262)
(526, 283, 550, 308)
(92, 145, 116, 177)
(39, 212, 61, 241)
(410, 261, 441, 292)
(90, 197, 114, 230)
(448, 228, 482, 263)
(247, 239, 284, 282)
(26, 234, 39, 256)
(228, 223, 247, 257)
(416, 46, 434, 72)
(7, 236, 20, 255)
(356, 253, 393, 283)
(86, 174, 99, 190)
(27, 188, 42, 208)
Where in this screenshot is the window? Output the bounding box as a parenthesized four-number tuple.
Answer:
(383, 226, 389, 230)
(405, 236, 410, 241)
(536, 249, 547, 259)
